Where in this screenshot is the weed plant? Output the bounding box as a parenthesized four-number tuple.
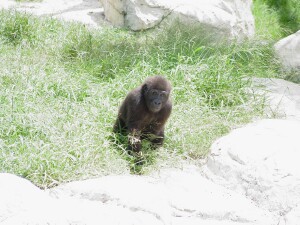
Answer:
(0, 10, 284, 187)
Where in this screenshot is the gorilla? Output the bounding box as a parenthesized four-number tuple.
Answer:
(113, 75, 172, 154)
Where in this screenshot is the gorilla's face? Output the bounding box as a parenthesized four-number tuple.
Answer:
(144, 87, 169, 113)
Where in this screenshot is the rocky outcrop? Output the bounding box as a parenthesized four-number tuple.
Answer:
(0, 0, 105, 27)
(203, 119, 300, 215)
(252, 78, 300, 120)
(1, 0, 255, 39)
(0, 173, 67, 225)
(200, 78, 300, 224)
(0, 170, 276, 225)
(100, 0, 255, 39)
(275, 30, 300, 70)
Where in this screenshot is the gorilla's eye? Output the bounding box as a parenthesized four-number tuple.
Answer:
(160, 92, 166, 98)
(151, 90, 158, 96)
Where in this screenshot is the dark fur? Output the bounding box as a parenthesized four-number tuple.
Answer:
(113, 76, 172, 153)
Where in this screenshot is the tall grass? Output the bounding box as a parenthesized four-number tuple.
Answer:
(0, 10, 37, 45)
(0, 10, 282, 187)
(253, 0, 300, 40)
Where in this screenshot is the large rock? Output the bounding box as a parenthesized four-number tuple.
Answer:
(252, 78, 300, 120)
(284, 205, 300, 225)
(50, 168, 276, 225)
(0, 170, 276, 225)
(0, 0, 105, 28)
(0, 173, 68, 224)
(0, 173, 164, 225)
(100, 0, 255, 39)
(202, 119, 300, 221)
(275, 30, 300, 70)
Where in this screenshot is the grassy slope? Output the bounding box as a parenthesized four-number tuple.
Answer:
(0, 2, 296, 187)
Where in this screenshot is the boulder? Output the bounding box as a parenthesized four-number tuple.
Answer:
(275, 30, 300, 70)
(50, 168, 276, 225)
(252, 78, 300, 120)
(202, 119, 300, 220)
(284, 205, 300, 225)
(0, 170, 276, 225)
(49, 175, 171, 225)
(100, 0, 255, 39)
(0, 173, 165, 225)
(0, 173, 67, 225)
(0, 0, 105, 28)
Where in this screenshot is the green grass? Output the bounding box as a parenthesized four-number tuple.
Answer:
(253, 0, 300, 40)
(0, 8, 288, 188)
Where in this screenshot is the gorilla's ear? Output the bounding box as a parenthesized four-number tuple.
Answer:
(142, 84, 148, 94)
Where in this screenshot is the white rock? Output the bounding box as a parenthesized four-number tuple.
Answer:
(0, 170, 277, 225)
(252, 78, 300, 120)
(100, 0, 255, 39)
(202, 119, 300, 217)
(50, 168, 276, 225)
(275, 30, 300, 70)
(0, 173, 67, 225)
(49, 175, 171, 225)
(0, 0, 104, 28)
(0, 173, 165, 225)
(101, 0, 125, 26)
(284, 205, 300, 225)
(158, 167, 276, 225)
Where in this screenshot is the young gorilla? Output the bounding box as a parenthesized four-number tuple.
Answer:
(113, 75, 172, 154)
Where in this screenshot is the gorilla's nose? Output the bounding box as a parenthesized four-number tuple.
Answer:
(154, 99, 161, 106)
